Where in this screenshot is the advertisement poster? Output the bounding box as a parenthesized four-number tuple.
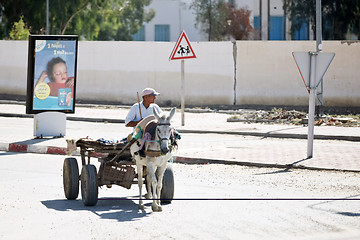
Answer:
(26, 35, 78, 114)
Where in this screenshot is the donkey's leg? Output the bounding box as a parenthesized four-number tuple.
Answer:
(155, 163, 167, 211)
(145, 170, 151, 199)
(136, 162, 144, 210)
(147, 161, 160, 212)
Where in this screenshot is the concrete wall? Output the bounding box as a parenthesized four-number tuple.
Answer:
(0, 40, 359, 107)
(235, 41, 360, 107)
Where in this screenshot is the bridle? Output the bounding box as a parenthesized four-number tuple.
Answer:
(156, 122, 171, 142)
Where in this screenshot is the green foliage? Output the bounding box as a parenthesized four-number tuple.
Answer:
(71, 0, 155, 41)
(283, 0, 360, 40)
(190, 0, 228, 41)
(0, 0, 154, 40)
(9, 16, 30, 40)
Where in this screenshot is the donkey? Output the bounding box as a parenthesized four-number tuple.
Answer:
(130, 107, 176, 212)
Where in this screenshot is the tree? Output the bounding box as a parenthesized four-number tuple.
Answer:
(70, 0, 155, 41)
(9, 15, 30, 40)
(225, 4, 253, 40)
(283, 0, 360, 40)
(0, 0, 154, 40)
(190, 0, 228, 41)
(190, 0, 253, 41)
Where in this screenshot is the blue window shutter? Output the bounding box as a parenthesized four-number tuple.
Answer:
(254, 16, 260, 30)
(155, 25, 170, 42)
(269, 16, 284, 40)
(292, 17, 309, 40)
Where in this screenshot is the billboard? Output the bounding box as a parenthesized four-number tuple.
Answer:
(26, 35, 78, 114)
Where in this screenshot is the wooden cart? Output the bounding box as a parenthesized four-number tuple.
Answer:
(63, 138, 174, 206)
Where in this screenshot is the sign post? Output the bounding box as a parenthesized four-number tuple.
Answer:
(293, 51, 335, 158)
(181, 59, 185, 125)
(169, 30, 196, 126)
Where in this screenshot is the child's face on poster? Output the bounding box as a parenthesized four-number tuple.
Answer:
(53, 62, 68, 83)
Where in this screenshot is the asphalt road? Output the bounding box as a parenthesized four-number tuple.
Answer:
(0, 152, 359, 240)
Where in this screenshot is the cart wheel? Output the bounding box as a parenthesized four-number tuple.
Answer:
(63, 157, 79, 200)
(81, 164, 98, 206)
(161, 164, 174, 204)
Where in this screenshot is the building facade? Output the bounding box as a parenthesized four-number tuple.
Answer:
(132, 0, 358, 42)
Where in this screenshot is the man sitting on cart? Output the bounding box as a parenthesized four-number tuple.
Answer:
(125, 88, 163, 157)
(125, 87, 163, 127)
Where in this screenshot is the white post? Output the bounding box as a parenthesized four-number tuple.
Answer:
(181, 59, 185, 126)
(307, 52, 317, 158)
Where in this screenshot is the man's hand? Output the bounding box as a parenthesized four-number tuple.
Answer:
(125, 119, 142, 127)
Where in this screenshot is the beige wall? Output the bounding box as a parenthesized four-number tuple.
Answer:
(235, 41, 360, 107)
(76, 41, 234, 105)
(0, 40, 358, 107)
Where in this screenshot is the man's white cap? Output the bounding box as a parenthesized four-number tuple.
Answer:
(141, 88, 160, 97)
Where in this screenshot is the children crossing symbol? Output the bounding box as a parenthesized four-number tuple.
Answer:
(169, 30, 196, 60)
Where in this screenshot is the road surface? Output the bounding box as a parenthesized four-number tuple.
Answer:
(0, 152, 359, 240)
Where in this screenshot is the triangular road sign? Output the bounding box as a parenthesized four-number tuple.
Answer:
(292, 52, 311, 92)
(292, 51, 335, 92)
(169, 30, 196, 60)
(315, 52, 335, 86)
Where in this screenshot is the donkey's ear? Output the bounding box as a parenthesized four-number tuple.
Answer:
(153, 107, 160, 120)
(167, 107, 176, 121)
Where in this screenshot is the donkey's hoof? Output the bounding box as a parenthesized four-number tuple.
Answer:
(138, 203, 144, 210)
(152, 204, 162, 212)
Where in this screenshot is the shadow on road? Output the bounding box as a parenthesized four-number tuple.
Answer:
(254, 158, 311, 175)
(41, 197, 148, 222)
(308, 194, 360, 217)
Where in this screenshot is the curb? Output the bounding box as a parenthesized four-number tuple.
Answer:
(1, 112, 359, 142)
(1, 142, 359, 172)
(177, 129, 360, 142)
(0, 143, 68, 155)
(172, 156, 360, 173)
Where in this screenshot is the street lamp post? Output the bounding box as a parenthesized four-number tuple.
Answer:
(46, 0, 49, 35)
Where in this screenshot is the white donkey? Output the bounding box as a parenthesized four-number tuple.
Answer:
(130, 107, 175, 212)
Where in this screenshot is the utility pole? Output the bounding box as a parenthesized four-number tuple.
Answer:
(315, 0, 323, 116)
(259, 0, 262, 39)
(46, 0, 49, 35)
(267, 0, 270, 40)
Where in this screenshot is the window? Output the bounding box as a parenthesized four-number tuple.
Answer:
(155, 25, 170, 42)
(292, 17, 309, 40)
(269, 16, 284, 40)
(132, 26, 145, 41)
(254, 16, 260, 30)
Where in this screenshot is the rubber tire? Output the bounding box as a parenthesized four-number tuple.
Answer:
(80, 164, 98, 206)
(63, 157, 79, 200)
(161, 164, 174, 204)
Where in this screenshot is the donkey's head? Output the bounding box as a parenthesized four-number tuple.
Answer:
(153, 107, 176, 155)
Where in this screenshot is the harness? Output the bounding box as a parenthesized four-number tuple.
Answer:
(138, 121, 172, 157)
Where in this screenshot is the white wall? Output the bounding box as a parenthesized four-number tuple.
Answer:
(235, 41, 360, 107)
(0, 41, 28, 95)
(0, 40, 359, 107)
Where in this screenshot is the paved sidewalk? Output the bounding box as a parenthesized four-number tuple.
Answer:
(0, 102, 359, 172)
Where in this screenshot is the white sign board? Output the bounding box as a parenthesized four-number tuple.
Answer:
(292, 52, 335, 89)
